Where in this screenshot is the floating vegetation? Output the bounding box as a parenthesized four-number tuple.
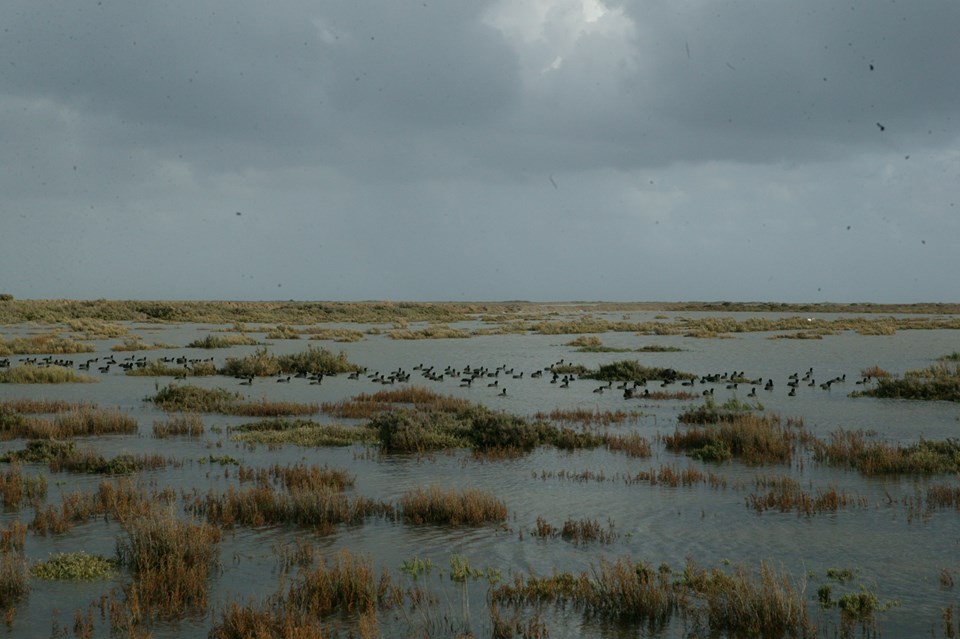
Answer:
(230, 419, 376, 447)
(152, 414, 205, 438)
(399, 486, 507, 526)
(812, 429, 960, 475)
(855, 362, 960, 401)
(30, 552, 118, 580)
(0, 364, 95, 384)
(0, 333, 95, 356)
(187, 334, 259, 348)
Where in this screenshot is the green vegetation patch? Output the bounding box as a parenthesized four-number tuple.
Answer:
(147, 384, 318, 416)
(231, 419, 377, 447)
(31, 552, 118, 580)
(856, 362, 960, 401)
(585, 360, 695, 383)
(813, 429, 960, 475)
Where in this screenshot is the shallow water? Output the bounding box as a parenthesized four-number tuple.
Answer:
(1, 313, 959, 637)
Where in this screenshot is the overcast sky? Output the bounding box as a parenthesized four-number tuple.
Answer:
(1, 0, 958, 303)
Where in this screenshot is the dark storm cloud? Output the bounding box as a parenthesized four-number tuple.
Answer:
(0, 0, 957, 302)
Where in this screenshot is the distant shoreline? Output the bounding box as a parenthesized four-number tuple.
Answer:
(2, 298, 959, 325)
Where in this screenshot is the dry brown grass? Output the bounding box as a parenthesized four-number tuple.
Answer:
(1, 407, 137, 440)
(152, 414, 205, 438)
(117, 510, 222, 619)
(662, 414, 801, 465)
(399, 486, 508, 526)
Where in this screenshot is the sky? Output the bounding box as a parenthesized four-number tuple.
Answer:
(1, 0, 958, 303)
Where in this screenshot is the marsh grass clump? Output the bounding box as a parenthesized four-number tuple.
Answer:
(812, 429, 960, 474)
(229, 398, 319, 417)
(746, 475, 868, 515)
(372, 409, 472, 453)
(388, 324, 472, 339)
(187, 334, 259, 348)
(678, 396, 764, 424)
(277, 345, 360, 375)
(111, 338, 175, 352)
(304, 327, 365, 342)
(0, 398, 95, 413)
(152, 414, 204, 438)
(533, 517, 616, 544)
(126, 359, 217, 377)
(30, 551, 117, 580)
(210, 549, 396, 638)
(2, 440, 171, 476)
(680, 560, 812, 637)
(603, 433, 653, 458)
(586, 360, 695, 383)
(567, 335, 631, 352)
(221, 347, 281, 378)
(187, 482, 389, 529)
(0, 364, 95, 384)
(64, 318, 129, 339)
(117, 511, 222, 619)
(264, 324, 301, 339)
(147, 384, 317, 416)
(0, 553, 28, 608)
(322, 387, 471, 419)
(535, 408, 644, 427)
(0, 463, 47, 508)
(662, 414, 799, 465)
(857, 362, 960, 401)
(0, 333, 95, 356)
(231, 419, 377, 447)
(1, 407, 136, 440)
(399, 486, 507, 526)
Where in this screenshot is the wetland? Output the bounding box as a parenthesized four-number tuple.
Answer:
(0, 300, 958, 638)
